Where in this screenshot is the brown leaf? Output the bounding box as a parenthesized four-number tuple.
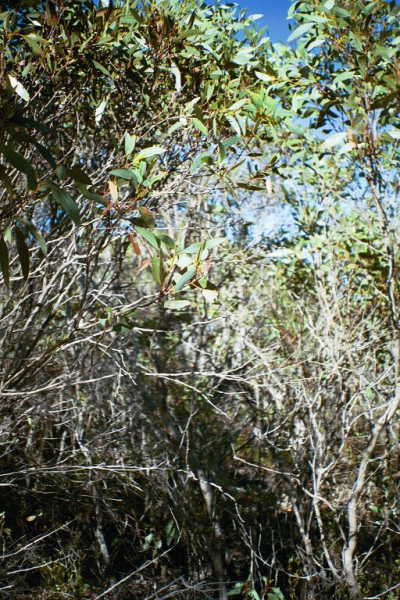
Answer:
(129, 233, 141, 256)
(136, 258, 151, 274)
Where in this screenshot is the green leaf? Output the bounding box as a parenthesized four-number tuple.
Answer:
(180, 241, 203, 254)
(151, 255, 163, 284)
(267, 588, 286, 600)
(0, 235, 10, 288)
(95, 99, 107, 125)
(0, 165, 14, 193)
(334, 71, 354, 84)
(134, 146, 166, 162)
(32, 141, 56, 169)
(190, 153, 213, 174)
(255, 71, 275, 83)
(110, 169, 137, 181)
(198, 277, 208, 288)
(135, 226, 159, 249)
(164, 299, 191, 309)
(66, 167, 92, 185)
(237, 182, 265, 191)
(287, 23, 315, 42)
(51, 186, 80, 224)
(202, 288, 218, 303)
(13, 117, 52, 135)
(19, 219, 47, 255)
(191, 118, 208, 135)
(228, 582, 244, 596)
(14, 226, 30, 281)
(248, 13, 263, 21)
(388, 128, 400, 140)
(23, 33, 46, 55)
(205, 237, 225, 249)
(0, 144, 37, 190)
(321, 131, 348, 149)
(225, 114, 242, 136)
(156, 233, 175, 248)
(124, 133, 137, 156)
(232, 48, 254, 65)
(8, 75, 30, 102)
(92, 60, 113, 78)
(167, 120, 186, 136)
(333, 6, 350, 17)
(151, 256, 161, 285)
(76, 183, 105, 204)
(227, 99, 248, 112)
(175, 266, 196, 291)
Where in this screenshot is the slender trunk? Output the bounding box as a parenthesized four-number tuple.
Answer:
(197, 469, 228, 600)
(343, 337, 400, 598)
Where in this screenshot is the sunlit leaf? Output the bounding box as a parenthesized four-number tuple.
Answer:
(151, 255, 163, 284)
(175, 266, 196, 291)
(134, 146, 166, 162)
(205, 237, 225, 249)
(124, 133, 137, 156)
(135, 226, 159, 249)
(180, 241, 203, 254)
(23, 33, 46, 55)
(8, 75, 30, 102)
(164, 299, 191, 309)
(110, 169, 137, 181)
(388, 128, 400, 140)
(227, 99, 248, 112)
(95, 99, 107, 125)
(191, 118, 208, 135)
(321, 131, 348, 149)
(287, 23, 315, 42)
(232, 48, 254, 65)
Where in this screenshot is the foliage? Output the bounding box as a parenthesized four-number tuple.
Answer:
(1, 1, 400, 600)
(0, 0, 269, 289)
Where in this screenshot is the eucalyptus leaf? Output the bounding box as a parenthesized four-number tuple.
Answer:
(125, 133, 137, 157)
(110, 169, 138, 181)
(134, 146, 166, 162)
(51, 186, 80, 224)
(0, 144, 37, 190)
(164, 299, 191, 309)
(8, 75, 30, 102)
(175, 266, 196, 291)
(135, 226, 159, 249)
(191, 118, 208, 135)
(321, 131, 348, 149)
(287, 23, 315, 42)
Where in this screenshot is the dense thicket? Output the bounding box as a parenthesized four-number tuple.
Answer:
(1, 1, 400, 599)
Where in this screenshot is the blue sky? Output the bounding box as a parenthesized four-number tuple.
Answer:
(237, 0, 292, 42)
